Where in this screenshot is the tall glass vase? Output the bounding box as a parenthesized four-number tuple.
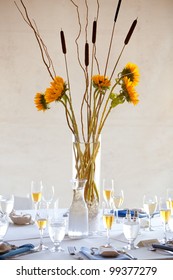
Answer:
(72, 135, 101, 234)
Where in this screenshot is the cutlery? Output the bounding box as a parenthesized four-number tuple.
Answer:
(149, 243, 173, 255)
(117, 249, 137, 260)
(67, 246, 85, 260)
(67, 246, 76, 255)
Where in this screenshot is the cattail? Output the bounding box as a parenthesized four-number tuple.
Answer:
(92, 20, 97, 44)
(114, 0, 122, 22)
(124, 18, 137, 45)
(60, 30, 66, 54)
(85, 42, 89, 67)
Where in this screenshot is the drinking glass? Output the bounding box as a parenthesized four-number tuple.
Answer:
(112, 187, 124, 223)
(42, 184, 54, 209)
(123, 216, 140, 250)
(159, 197, 171, 243)
(166, 188, 173, 215)
(31, 181, 42, 212)
(143, 194, 157, 231)
(34, 207, 48, 251)
(102, 179, 113, 207)
(48, 217, 66, 252)
(102, 202, 114, 247)
(53, 198, 59, 219)
(0, 194, 14, 215)
(0, 212, 9, 244)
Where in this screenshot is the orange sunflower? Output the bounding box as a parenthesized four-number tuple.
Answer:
(122, 77, 139, 105)
(92, 75, 111, 90)
(45, 76, 65, 103)
(34, 93, 48, 111)
(121, 62, 140, 86)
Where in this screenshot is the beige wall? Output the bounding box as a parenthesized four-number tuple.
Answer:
(0, 0, 173, 208)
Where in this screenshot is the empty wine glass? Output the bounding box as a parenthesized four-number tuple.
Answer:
(123, 215, 140, 250)
(42, 183, 54, 209)
(143, 194, 157, 231)
(31, 181, 42, 212)
(166, 188, 173, 215)
(0, 212, 9, 244)
(53, 198, 59, 219)
(159, 196, 171, 244)
(103, 179, 113, 207)
(48, 217, 66, 252)
(112, 186, 124, 223)
(0, 194, 14, 216)
(34, 207, 48, 251)
(102, 202, 114, 247)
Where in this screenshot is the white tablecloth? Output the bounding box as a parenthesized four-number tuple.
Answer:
(3, 209, 173, 260)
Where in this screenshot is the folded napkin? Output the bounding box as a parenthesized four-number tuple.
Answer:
(152, 243, 173, 252)
(0, 243, 35, 260)
(79, 247, 131, 260)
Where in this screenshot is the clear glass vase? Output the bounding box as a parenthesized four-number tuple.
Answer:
(68, 179, 88, 239)
(72, 135, 101, 234)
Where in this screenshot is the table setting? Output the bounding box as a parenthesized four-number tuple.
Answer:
(1, 177, 173, 261)
(1, 194, 173, 260)
(1, 178, 173, 260)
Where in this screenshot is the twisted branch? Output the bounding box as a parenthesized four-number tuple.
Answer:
(14, 0, 55, 80)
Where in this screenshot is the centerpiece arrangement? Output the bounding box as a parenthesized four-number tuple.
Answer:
(15, 0, 140, 228)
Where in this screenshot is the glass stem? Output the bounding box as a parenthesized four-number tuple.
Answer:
(116, 209, 119, 222)
(148, 216, 151, 230)
(33, 204, 38, 221)
(34, 202, 38, 211)
(163, 222, 167, 243)
(128, 240, 134, 250)
(106, 229, 110, 246)
(39, 229, 43, 246)
(54, 242, 60, 251)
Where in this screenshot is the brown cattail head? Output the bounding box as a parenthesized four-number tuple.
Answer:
(124, 18, 137, 45)
(60, 30, 67, 54)
(92, 20, 97, 44)
(85, 42, 89, 67)
(114, 0, 122, 22)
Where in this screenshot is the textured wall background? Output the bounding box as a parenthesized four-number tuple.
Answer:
(0, 0, 173, 208)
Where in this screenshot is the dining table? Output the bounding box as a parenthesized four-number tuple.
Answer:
(1, 208, 173, 261)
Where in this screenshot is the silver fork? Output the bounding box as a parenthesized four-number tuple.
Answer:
(117, 249, 138, 260)
(67, 246, 84, 260)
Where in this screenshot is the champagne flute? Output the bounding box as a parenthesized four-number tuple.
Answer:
(123, 215, 140, 250)
(112, 187, 124, 223)
(102, 202, 114, 247)
(34, 207, 48, 251)
(31, 181, 42, 212)
(42, 183, 54, 209)
(102, 179, 113, 207)
(166, 188, 173, 215)
(48, 217, 66, 252)
(159, 197, 171, 244)
(143, 194, 157, 231)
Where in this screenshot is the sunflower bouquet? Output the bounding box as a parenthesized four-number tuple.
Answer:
(15, 0, 140, 205)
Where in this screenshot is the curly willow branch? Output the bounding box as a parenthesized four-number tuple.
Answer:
(14, 0, 55, 80)
(33, 20, 56, 77)
(70, 0, 90, 142)
(70, 0, 85, 75)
